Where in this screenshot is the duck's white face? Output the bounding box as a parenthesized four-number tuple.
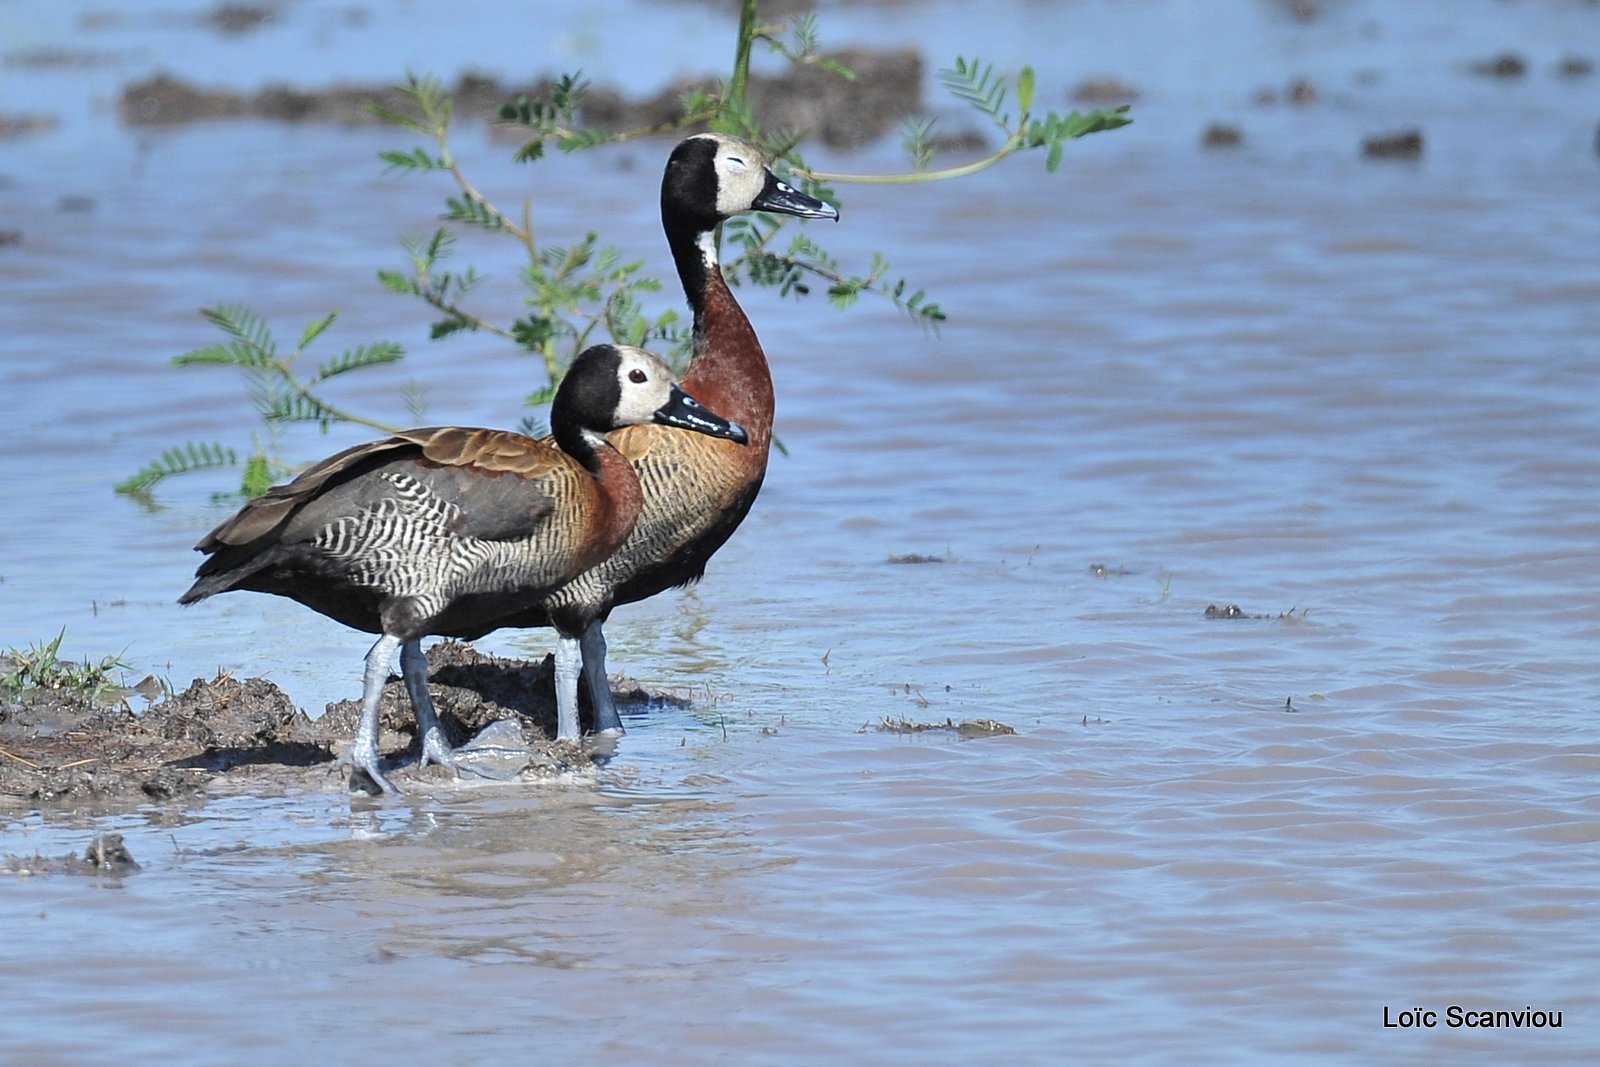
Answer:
(608, 345, 749, 444)
(610, 345, 681, 427)
(707, 135, 770, 216)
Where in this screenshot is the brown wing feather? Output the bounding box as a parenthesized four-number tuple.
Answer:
(413, 427, 565, 478)
(196, 428, 569, 553)
(195, 436, 418, 551)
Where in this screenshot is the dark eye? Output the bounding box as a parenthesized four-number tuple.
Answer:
(629, 369, 648, 384)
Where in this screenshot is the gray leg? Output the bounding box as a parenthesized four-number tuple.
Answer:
(554, 634, 583, 740)
(581, 621, 624, 735)
(344, 634, 402, 794)
(402, 638, 454, 769)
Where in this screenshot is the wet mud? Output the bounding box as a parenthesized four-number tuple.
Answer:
(117, 48, 924, 150)
(0, 641, 638, 812)
(3, 832, 140, 878)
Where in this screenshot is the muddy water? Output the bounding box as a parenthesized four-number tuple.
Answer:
(3, 0, 1599, 1063)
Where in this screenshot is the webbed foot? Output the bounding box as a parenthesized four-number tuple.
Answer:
(340, 739, 400, 795)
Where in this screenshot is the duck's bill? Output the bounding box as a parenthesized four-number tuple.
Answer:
(653, 386, 750, 444)
(753, 173, 840, 221)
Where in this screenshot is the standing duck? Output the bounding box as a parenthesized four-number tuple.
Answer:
(179, 344, 748, 793)
(510, 133, 839, 732)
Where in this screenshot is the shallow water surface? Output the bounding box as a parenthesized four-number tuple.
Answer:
(3, 0, 1599, 1063)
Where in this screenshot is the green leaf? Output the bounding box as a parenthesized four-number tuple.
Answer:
(115, 441, 240, 496)
(429, 316, 475, 340)
(557, 128, 614, 152)
(201, 304, 273, 352)
(172, 344, 248, 368)
(263, 393, 334, 427)
(1017, 66, 1036, 114)
(376, 269, 418, 295)
(366, 103, 424, 133)
(402, 382, 428, 422)
(297, 311, 337, 351)
(511, 316, 558, 352)
(239, 452, 275, 498)
(818, 57, 857, 81)
(443, 195, 504, 231)
(309, 342, 404, 384)
(378, 147, 445, 171)
(826, 282, 862, 311)
(499, 96, 532, 124)
(940, 56, 1006, 122)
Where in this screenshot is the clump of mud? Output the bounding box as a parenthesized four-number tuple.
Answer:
(0, 641, 625, 812)
(4, 832, 141, 878)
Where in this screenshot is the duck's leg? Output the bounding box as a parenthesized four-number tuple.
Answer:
(581, 621, 624, 735)
(343, 633, 402, 794)
(402, 637, 455, 769)
(554, 633, 584, 740)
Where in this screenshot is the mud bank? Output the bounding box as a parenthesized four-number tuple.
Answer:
(118, 48, 924, 150)
(0, 642, 662, 813)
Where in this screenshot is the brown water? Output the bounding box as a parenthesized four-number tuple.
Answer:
(3, 0, 1599, 1062)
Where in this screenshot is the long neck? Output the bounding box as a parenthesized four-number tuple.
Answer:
(666, 219, 775, 448)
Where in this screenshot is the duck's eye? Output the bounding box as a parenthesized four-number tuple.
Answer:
(726, 155, 748, 172)
(628, 369, 648, 384)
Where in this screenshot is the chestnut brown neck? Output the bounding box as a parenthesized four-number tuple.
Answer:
(667, 225, 775, 450)
(583, 442, 646, 569)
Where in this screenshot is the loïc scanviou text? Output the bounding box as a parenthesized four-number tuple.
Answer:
(1383, 1005, 1562, 1029)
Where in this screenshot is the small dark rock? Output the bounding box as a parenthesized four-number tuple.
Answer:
(922, 129, 991, 158)
(57, 195, 95, 214)
(204, 4, 275, 35)
(81, 833, 139, 872)
(1287, 79, 1318, 105)
(1557, 55, 1594, 79)
(3, 48, 114, 69)
(958, 718, 1016, 739)
(1471, 53, 1527, 79)
(0, 230, 20, 248)
(886, 553, 947, 565)
(141, 768, 207, 800)
(1201, 123, 1243, 149)
(120, 73, 248, 124)
(1362, 128, 1423, 160)
(0, 113, 58, 139)
(1072, 77, 1139, 104)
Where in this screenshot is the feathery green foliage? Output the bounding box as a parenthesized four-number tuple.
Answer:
(118, 306, 404, 500)
(124, 0, 1129, 501)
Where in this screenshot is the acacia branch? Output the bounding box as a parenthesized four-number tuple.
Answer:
(796, 129, 1028, 186)
(271, 364, 401, 435)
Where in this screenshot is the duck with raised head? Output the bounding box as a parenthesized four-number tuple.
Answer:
(178, 344, 748, 793)
(511, 133, 839, 733)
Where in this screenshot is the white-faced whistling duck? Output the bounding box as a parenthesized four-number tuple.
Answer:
(179, 344, 748, 793)
(503, 134, 839, 734)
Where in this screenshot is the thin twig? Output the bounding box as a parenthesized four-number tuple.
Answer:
(0, 745, 42, 770)
(796, 130, 1027, 186)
